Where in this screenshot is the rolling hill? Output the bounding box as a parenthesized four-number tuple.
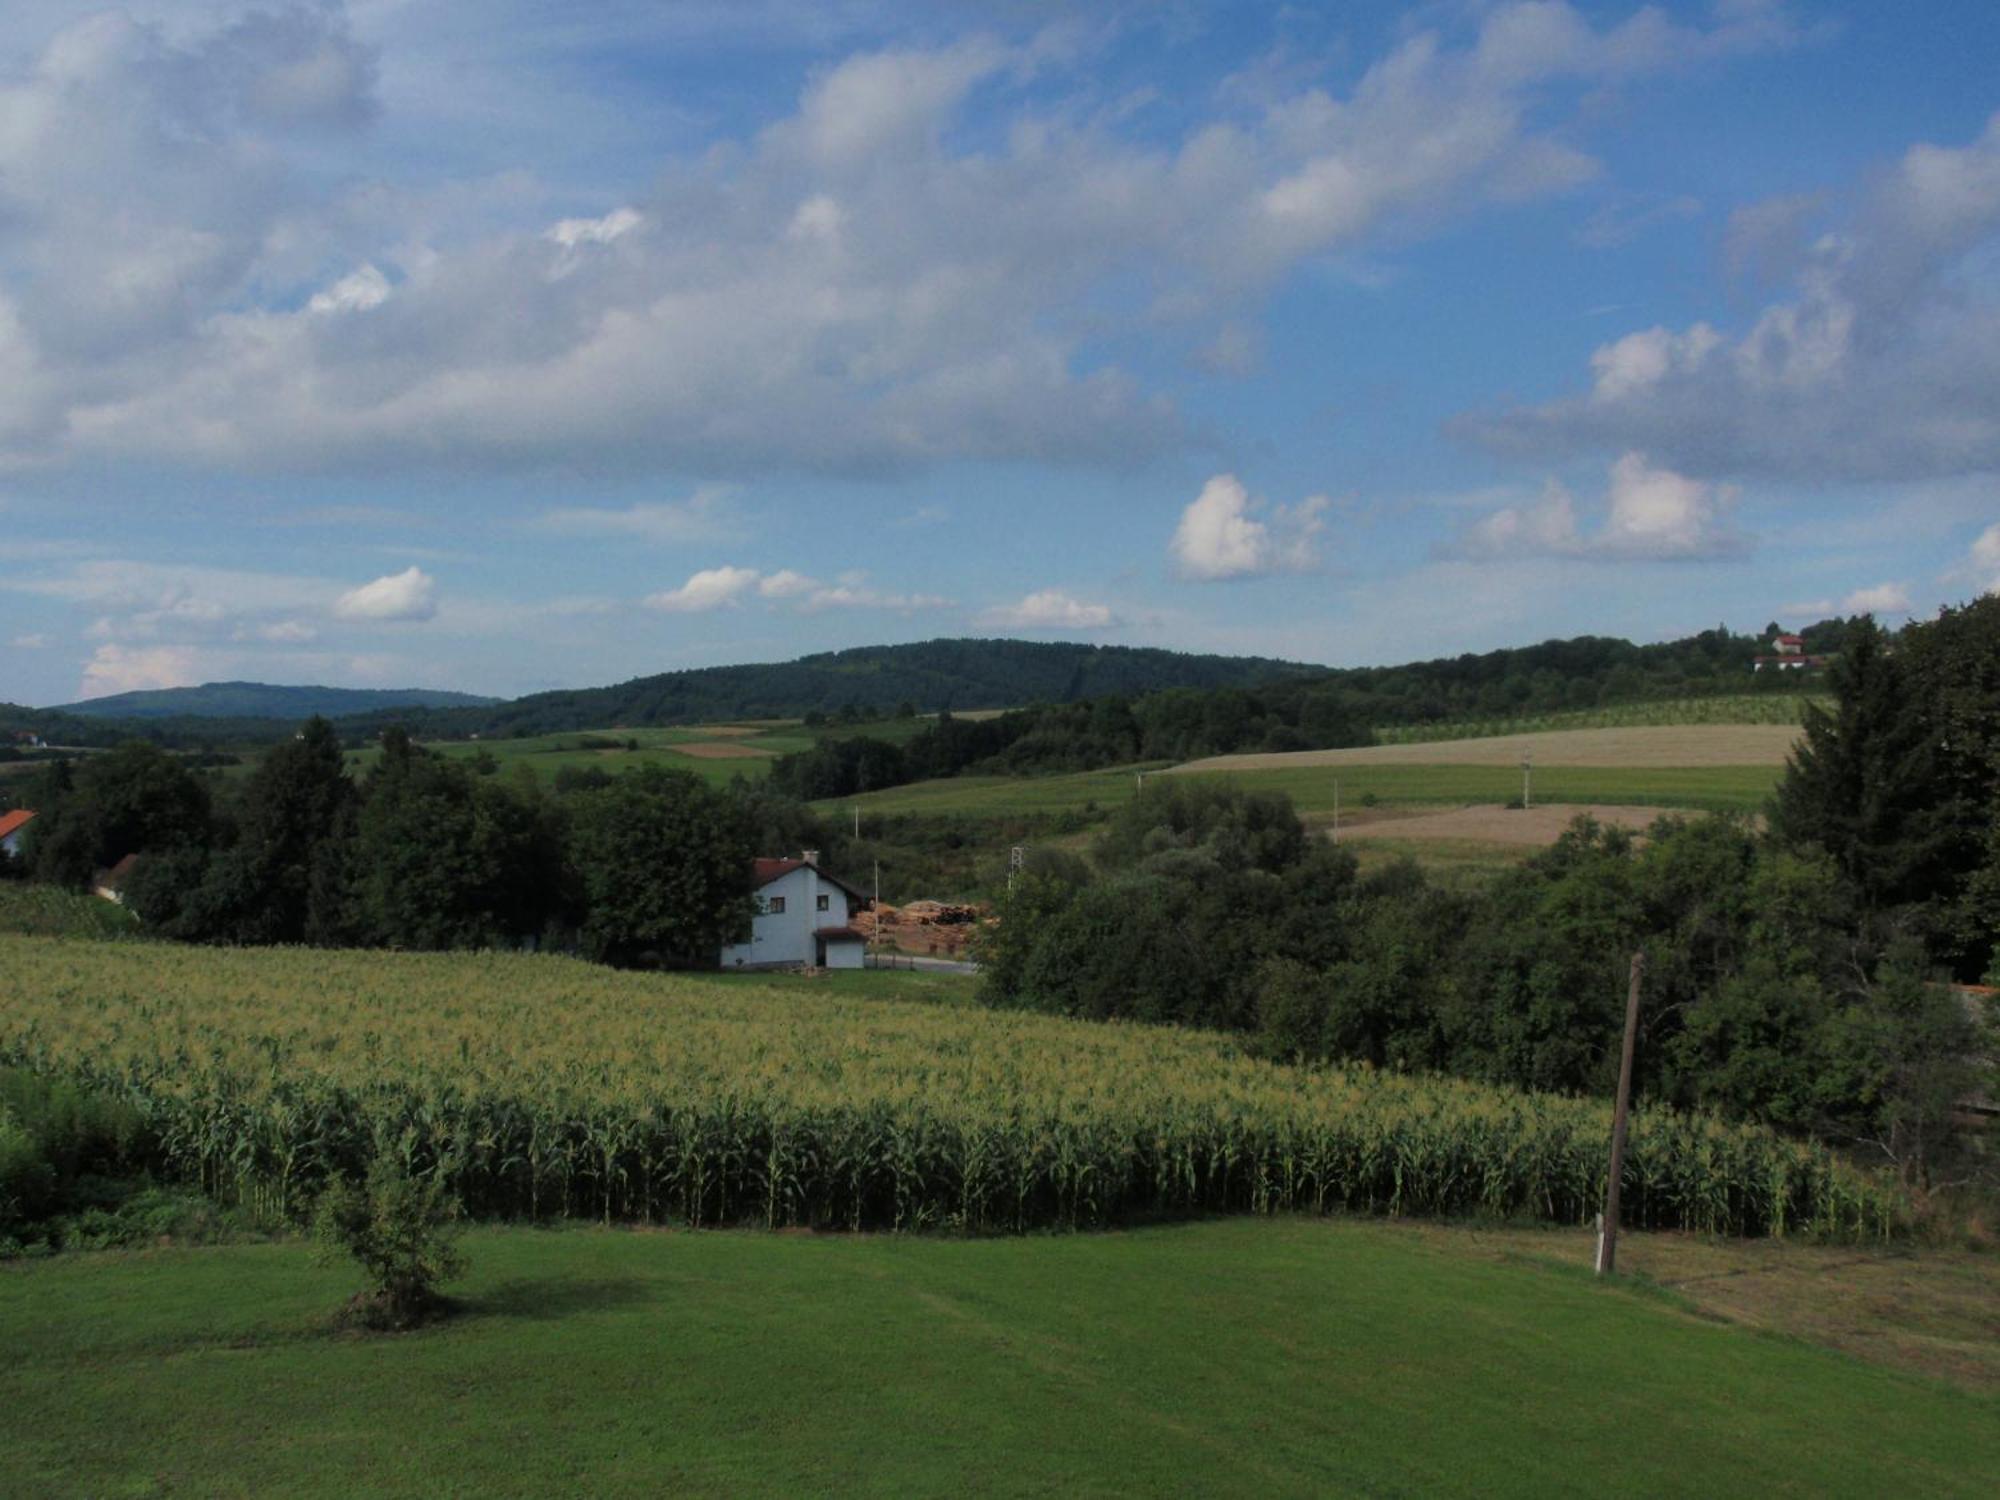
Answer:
(58, 682, 500, 721)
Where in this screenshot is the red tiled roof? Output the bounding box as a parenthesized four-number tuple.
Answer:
(94, 852, 142, 888)
(750, 857, 871, 906)
(0, 809, 34, 841)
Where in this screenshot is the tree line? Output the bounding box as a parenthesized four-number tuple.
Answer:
(3, 722, 787, 967)
(977, 599, 2000, 1186)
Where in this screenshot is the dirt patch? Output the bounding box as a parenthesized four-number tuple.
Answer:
(670, 742, 775, 760)
(1330, 803, 1685, 848)
(1176, 724, 1803, 774)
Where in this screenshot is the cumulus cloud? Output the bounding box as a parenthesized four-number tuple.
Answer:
(77, 643, 201, 699)
(643, 566, 762, 613)
(1170, 475, 1328, 580)
(308, 264, 392, 315)
(977, 589, 1117, 630)
(1451, 453, 1741, 560)
(1962, 522, 2000, 595)
(0, 3, 1802, 479)
(756, 570, 820, 599)
(1839, 582, 1912, 616)
(334, 566, 438, 622)
(1468, 113, 2000, 482)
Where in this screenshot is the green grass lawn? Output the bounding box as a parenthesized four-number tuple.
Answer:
(3, 1219, 1990, 1497)
(843, 761, 1779, 819)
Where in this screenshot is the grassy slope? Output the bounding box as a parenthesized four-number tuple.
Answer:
(4, 1219, 1991, 1498)
(842, 762, 1780, 818)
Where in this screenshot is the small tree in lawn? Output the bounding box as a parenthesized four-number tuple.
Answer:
(313, 1155, 467, 1329)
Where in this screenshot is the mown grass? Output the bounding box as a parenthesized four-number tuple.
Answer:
(2, 1219, 1992, 1497)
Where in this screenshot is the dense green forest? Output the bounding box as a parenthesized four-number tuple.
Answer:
(56, 682, 500, 720)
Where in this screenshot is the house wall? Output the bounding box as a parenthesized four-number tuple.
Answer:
(718, 866, 855, 969)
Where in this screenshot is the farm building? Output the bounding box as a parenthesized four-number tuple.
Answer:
(92, 853, 142, 905)
(1752, 632, 1829, 673)
(720, 853, 870, 971)
(0, 808, 34, 857)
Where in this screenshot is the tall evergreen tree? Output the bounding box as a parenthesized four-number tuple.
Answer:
(1772, 617, 1955, 916)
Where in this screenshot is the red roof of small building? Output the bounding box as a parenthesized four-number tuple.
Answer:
(0, 809, 35, 842)
(1775, 634, 1805, 645)
(750, 857, 870, 905)
(94, 852, 142, 889)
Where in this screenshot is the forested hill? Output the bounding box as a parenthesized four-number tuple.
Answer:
(337, 640, 1322, 738)
(58, 682, 501, 720)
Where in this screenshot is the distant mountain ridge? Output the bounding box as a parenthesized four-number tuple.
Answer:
(339, 639, 1324, 739)
(59, 682, 502, 720)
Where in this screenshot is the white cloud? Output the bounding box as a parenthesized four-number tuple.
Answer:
(977, 589, 1117, 630)
(308, 265, 391, 315)
(1170, 474, 1328, 580)
(1839, 582, 1911, 616)
(9, 633, 50, 649)
(77, 643, 201, 699)
(1471, 113, 2000, 482)
(334, 566, 438, 622)
(1964, 522, 2000, 595)
(644, 566, 761, 613)
(0, 4, 1802, 480)
(546, 207, 643, 250)
(1452, 453, 1740, 560)
(757, 570, 820, 599)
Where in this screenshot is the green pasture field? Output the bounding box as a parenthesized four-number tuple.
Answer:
(333, 724, 784, 786)
(840, 761, 1781, 819)
(3, 1218, 1991, 1497)
(1371, 693, 1824, 744)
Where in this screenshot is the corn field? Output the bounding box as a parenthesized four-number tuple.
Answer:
(1372, 694, 1823, 745)
(0, 935, 1897, 1238)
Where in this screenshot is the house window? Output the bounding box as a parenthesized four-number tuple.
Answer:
(766, 896, 786, 914)
(816, 894, 830, 912)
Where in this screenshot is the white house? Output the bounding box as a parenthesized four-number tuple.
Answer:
(0, 808, 33, 859)
(720, 853, 870, 971)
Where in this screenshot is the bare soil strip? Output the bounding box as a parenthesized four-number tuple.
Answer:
(670, 741, 775, 760)
(1176, 724, 1803, 773)
(1331, 803, 1685, 847)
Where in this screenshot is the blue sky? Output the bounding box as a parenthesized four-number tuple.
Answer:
(2, 1, 1999, 705)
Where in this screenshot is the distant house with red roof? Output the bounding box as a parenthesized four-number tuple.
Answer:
(720, 852, 871, 970)
(1753, 631, 1829, 673)
(0, 808, 34, 858)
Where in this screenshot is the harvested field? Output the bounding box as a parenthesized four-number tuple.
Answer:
(1176, 723, 1802, 773)
(1331, 803, 1684, 847)
(670, 741, 775, 760)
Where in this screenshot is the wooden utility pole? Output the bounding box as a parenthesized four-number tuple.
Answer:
(1521, 751, 1533, 810)
(1596, 950, 1645, 1277)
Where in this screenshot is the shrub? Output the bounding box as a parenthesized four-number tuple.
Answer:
(312, 1156, 468, 1329)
